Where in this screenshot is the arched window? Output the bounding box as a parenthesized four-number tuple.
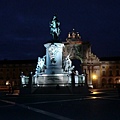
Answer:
(116, 70, 119, 76)
(102, 78, 107, 87)
(115, 78, 119, 84)
(108, 78, 114, 88)
(108, 78, 114, 84)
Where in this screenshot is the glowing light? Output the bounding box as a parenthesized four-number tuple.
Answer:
(92, 74, 97, 80)
(91, 97, 97, 99)
(6, 81, 9, 85)
(91, 97, 102, 99)
(93, 91, 98, 94)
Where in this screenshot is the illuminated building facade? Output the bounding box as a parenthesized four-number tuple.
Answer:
(63, 29, 120, 88)
(99, 57, 120, 88)
(0, 30, 119, 89)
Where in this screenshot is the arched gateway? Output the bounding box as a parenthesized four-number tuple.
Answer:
(62, 29, 100, 88)
(62, 29, 84, 74)
(63, 29, 83, 69)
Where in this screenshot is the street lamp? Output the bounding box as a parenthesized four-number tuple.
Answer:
(92, 74, 97, 88)
(6, 81, 9, 85)
(92, 74, 97, 80)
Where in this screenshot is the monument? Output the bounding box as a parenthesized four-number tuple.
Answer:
(20, 16, 86, 94)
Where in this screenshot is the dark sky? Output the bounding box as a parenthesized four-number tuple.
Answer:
(0, 0, 120, 60)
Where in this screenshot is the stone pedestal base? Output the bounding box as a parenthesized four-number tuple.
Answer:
(33, 74, 70, 86)
(45, 67, 63, 74)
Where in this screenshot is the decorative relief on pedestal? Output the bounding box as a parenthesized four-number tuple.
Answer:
(48, 44, 58, 64)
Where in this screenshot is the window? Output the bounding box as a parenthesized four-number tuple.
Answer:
(116, 66, 119, 69)
(102, 71, 106, 76)
(102, 66, 105, 69)
(109, 66, 112, 69)
(12, 73, 16, 79)
(109, 70, 113, 76)
(116, 70, 119, 76)
(6, 74, 10, 80)
(0, 73, 3, 79)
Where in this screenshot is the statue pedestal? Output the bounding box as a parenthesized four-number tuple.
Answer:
(44, 42, 64, 74)
(33, 73, 69, 86)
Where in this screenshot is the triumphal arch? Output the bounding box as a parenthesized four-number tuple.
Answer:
(62, 29, 91, 71)
(62, 29, 100, 88)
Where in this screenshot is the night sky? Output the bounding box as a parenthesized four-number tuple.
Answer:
(0, 0, 120, 60)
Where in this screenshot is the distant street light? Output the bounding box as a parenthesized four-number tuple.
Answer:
(92, 74, 97, 80)
(6, 81, 9, 85)
(92, 74, 97, 88)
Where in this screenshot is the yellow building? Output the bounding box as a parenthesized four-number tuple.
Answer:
(100, 57, 120, 88)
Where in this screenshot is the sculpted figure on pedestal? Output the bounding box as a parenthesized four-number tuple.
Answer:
(50, 15, 60, 40)
(36, 56, 46, 73)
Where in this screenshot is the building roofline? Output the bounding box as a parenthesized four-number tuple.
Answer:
(0, 59, 37, 64)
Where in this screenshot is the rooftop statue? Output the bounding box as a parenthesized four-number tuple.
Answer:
(50, 15, 60, 40)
